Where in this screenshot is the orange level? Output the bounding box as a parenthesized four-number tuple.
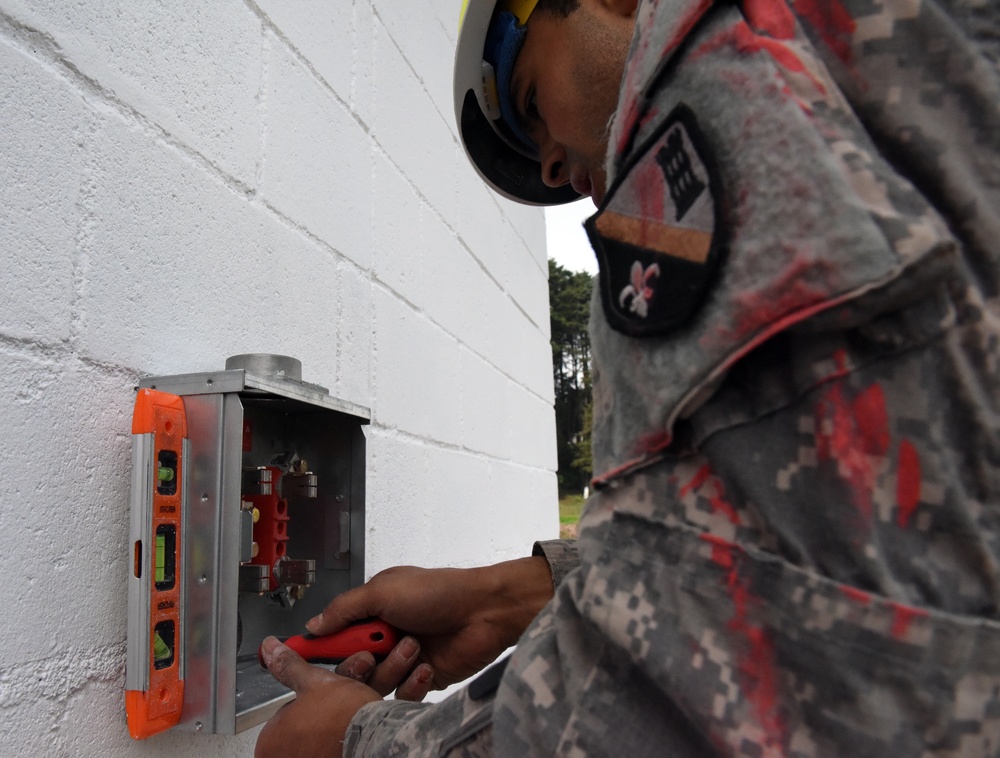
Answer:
(126, 389, 187, 739)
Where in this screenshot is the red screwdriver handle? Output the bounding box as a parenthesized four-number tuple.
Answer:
(259, 619, 400, 667)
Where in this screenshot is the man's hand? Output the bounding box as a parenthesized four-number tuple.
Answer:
(305, 557, 554, 689)
(334, 634, 435, 701)
(255, 636, 380, 758)
(255, 635, 434, 758)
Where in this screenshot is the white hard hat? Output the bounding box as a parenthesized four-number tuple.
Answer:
(454, 0, 581, 205)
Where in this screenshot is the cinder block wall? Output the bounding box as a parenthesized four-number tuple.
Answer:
(0, 1, 558, 753)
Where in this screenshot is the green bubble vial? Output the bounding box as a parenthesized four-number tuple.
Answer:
(155, 534, 165, 584)
(153, 632, 171, 661)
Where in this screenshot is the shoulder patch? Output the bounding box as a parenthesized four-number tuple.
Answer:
(586, 104, 724, 338)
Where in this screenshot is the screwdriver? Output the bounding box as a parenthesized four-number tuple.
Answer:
(258, 619, 399, 667)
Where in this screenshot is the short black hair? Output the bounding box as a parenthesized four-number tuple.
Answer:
(535, 0, 580, 18)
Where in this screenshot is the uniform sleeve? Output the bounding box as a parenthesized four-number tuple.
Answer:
(343, 679, 496, 757)
(531, 539, 578, 589)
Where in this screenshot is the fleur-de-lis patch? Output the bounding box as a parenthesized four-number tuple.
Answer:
(586, 104, 723, 338)
(619, 261, 660, 318)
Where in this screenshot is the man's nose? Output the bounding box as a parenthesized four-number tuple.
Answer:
(540, 141, 569, 188)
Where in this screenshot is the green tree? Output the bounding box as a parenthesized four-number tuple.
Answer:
(548, 259, 593, 495)
(570, 399, 593, 482)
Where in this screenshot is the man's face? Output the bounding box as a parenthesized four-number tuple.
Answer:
(510, 0, 635, 206)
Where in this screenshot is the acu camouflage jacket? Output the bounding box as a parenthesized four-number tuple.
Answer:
(494, 0, 1000, 755)
(345, 1, 1000, 756)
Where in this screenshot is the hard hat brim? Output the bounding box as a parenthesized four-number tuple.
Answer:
(454, 0, 582, 206)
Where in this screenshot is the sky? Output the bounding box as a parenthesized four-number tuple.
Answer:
(545, 199, 598, 275)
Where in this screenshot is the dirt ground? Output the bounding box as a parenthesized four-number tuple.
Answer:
(559, 522, 579, 539)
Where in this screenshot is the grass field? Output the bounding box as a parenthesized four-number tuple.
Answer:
(559, 494, 586, 538)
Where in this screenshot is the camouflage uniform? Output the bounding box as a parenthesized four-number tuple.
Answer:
(345, 1, 1000, 754)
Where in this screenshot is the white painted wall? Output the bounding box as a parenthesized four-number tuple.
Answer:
(0, 0, 558, 753)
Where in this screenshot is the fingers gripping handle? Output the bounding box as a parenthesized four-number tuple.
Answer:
(259, 619, 399, 667)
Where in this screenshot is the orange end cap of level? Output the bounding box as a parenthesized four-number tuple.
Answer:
(132, 388, 187, 435)
(125, 684, 185, 740)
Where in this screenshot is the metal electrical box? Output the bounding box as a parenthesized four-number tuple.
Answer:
(126, 355, 369, 737)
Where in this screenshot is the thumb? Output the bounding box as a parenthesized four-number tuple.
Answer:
(260, 636, 325, 693)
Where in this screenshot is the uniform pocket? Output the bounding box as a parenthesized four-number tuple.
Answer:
(580, 507, 1000, 756)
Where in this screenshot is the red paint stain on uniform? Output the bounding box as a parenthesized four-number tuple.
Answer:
(691, 23, 826, 96)
(690, 16, 826, 98)
(852, 384, 890, 456)
(710, 487, 740, 525)
(889, 602, 927, 640)
(636, 429, 672, 456)
(743, 0, 797, 40)
(700, 532, 736, 569)
(639, 160, 667, 227)
(896, 439, 922, 528)
(737, 625, 782, 741)
(730, 23, 827, 96)
(615, 0, 712, 156)
(682, 465, 740, 525)
(615, 102, 640, 156)
(660, 0, 715, 59)
(615, 105, 660, 156)
(831, 349, 851, 378)
(700, 532, 734, 549)
(700, 535, 786, 746)
(792, 0, 856, 67)
(682, 464, 713, 496)
(839, 585, 871, 605)
(702, 292, 842, 372)
(815, 366, 889, 524)
(716, 256, 830, 346)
